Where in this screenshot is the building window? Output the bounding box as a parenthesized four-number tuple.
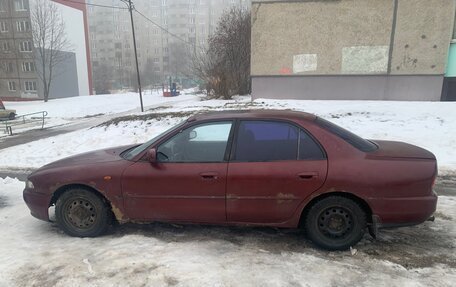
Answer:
(24, 81, 37, 92)
(16, 21, 30, 32)
(1, 41, 10, 52)
(8, 81, 16, 91)
(22, 61, 35, 72)
(189, 18, 195, 24)
(19, 41, 33, 52)
(14, 0, 29, 11)
(0, 0, 7, 12)
(2, 62, 13, 73)
(0, 21, 8, 32)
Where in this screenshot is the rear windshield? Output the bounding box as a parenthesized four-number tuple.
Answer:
(315, 117, 378, 152)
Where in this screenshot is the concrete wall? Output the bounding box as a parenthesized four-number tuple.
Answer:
(35, 50, 79, 99)
(252, 75, 444, 101)
(391, 0, 454, 75)
(251, 0, 394, 76)
(251, 0, 456, 101)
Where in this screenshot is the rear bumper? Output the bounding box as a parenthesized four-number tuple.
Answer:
(368, 191, 437, 227)
(23, 188, 50, 221)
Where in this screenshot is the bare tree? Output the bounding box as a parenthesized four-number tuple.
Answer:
(192, 7, 251, 99)
(31, 0, 72, 102)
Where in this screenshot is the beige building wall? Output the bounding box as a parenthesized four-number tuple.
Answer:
(391, 0, 455, 75)
(251, 0, 456, 101)
(252, 0, 394, 76)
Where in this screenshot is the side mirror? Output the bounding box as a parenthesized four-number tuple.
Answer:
(147, 148, 157, 163)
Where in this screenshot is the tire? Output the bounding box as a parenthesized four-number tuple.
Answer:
(8, 113, 15, 120)
(55, 188, 111, 237)
(304, 196, 366, 250)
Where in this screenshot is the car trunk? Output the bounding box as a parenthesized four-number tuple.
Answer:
(368, 140, 436, 160)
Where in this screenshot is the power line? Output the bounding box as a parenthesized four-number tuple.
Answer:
(59, 0, 128, 10)
(134, 8, 200, 49)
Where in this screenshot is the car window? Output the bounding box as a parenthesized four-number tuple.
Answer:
(234, 121, 298, 162)
(315, 117, 378, 152)
(299, 130, 326, 160)
(157, 121, 233, 162)
(122, 121, 186, 160)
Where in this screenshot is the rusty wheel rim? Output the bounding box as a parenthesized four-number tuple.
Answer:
(64, 198, 97, 230)
(317, 207, 353, 239)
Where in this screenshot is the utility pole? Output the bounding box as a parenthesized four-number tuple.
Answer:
(126, 0, 144, 112)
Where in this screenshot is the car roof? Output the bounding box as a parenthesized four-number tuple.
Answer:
(187, 109, 316, 122)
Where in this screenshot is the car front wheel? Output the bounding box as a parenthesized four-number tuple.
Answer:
(305, 196, 366, 250)
(55, 189, 111, 237)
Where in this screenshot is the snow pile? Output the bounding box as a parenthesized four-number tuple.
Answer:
(1, 178, 455, 286)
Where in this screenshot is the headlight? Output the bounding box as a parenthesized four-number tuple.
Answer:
(26, 180, 34, 189)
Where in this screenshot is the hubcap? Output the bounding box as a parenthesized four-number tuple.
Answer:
(66, 199, 97, 229)
(318, 207, 353, 239)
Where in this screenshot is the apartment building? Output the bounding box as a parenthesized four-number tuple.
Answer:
(88, 0, 250, 93)
(0, 0, 39, 100)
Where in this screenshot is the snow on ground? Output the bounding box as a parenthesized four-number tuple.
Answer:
(1, 177, 455, 286)
(3, 90, 199, 119)
(0, 94, 455, 175)
(1, 90, 199, 137)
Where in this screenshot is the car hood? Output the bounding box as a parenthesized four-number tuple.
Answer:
(40, 144, 136, 170)
(369, 140, 435, 160)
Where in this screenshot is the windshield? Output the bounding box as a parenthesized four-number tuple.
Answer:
(122, 121, 187, 160)
(315, 117, 378, 152)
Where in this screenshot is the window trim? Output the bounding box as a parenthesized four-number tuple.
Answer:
(229, 119, 327, 163)
(24, 81, 37, 92)
(8, 81, 16, 91)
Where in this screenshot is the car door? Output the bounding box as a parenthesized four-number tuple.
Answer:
(226, 120, 328, 224)
(122, 121, 234, 223)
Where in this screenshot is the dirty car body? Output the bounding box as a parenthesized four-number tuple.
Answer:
(23, 110, 438, 250)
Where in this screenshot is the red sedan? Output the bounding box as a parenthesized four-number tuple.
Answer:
(23, 110, 438, 250)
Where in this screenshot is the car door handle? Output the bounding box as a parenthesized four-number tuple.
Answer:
(297, 172, 318, 180)
(200, 172, 219, 180)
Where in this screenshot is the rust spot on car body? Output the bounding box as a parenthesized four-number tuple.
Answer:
(111, 205, 126, 223)
(277, 193, 296, 204)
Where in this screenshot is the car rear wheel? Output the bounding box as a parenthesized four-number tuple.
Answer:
(305, 196, 366, 250)
(8, 113, 15, 120)
(55, 189, 111, 237)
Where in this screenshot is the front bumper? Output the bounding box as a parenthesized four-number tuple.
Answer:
(23, 188, 51, 221)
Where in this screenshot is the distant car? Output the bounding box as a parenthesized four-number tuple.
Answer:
(0, 99, 16, 120)
(23, 110, 438, 250)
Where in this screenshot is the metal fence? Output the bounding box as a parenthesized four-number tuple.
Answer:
(2, 111, 48, 136)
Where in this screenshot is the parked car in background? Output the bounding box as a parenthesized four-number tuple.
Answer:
(23, 110, 438, 250)
(0, 99, 16, 120)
